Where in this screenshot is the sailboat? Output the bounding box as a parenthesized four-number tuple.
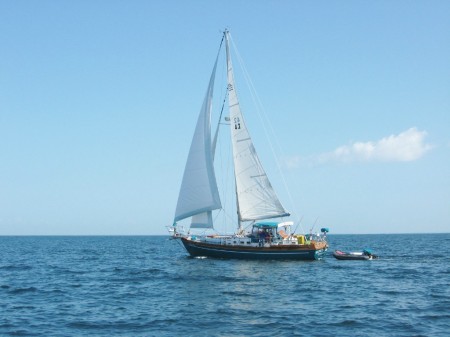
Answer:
(170, 30, 328, 260)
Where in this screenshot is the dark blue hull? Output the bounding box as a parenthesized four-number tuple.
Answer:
(181, 238, 326, 260)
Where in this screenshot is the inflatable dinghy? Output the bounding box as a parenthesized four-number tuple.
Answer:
(333, 249, 378, 260)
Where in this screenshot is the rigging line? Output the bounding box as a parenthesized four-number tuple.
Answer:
(210, 29, 226, 121)
(217, 30, 225, 55)
(309, 217, 319, 233)
(217, 31, 227, 107)
(293, 215, 304, 235)
(208, 33, 228, 234)
(218, 90, 229, 124)
(229, 34, 305, 233)
(212, 90, 229, 154)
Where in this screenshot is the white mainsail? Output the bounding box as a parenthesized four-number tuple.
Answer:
(225, 31, 290, 222)
(174, 54, 222, 223)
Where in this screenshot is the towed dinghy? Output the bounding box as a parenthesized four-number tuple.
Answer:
(333, 249, 378, 260)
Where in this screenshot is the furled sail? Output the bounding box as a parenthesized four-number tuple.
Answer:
(225, 31, 289, 222)
(174, 54, 222, 223)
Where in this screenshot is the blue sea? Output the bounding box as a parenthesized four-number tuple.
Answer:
(1, 234, 449, 336)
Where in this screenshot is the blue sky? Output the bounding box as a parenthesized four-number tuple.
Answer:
(1, 1, 449, 235)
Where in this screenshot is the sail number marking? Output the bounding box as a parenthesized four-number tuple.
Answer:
(234, 117, 241, 129)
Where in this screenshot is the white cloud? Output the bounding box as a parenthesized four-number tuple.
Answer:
(284, 155, 303, 169)
(286, 128, 433, 167)
(332, 128, 432, 162)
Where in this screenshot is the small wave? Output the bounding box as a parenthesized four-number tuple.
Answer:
(0, 265, 32, 271)
(331, 319, 362, 327)
(329, 265, 346, 270)
(378, 290, 402, 296)
(67, 318, 177, 330)
(80, 256, 99, 261)
(62, 269, 87, 275)
(109, 268, 167, 283)
(129, 267, 163, 275)
(48, 265, 87, 275)
(11, 305, 35, 310)
(221, 290, 252, 297)
(66, 321, 103, 329)
(9, 287, 38, 294)
(6, 329, 34, 336)
(428, 293, 449, 300)
(215, 275, 240, 283)
(420, 313, 450, 321)
(168, 274, 205, 282)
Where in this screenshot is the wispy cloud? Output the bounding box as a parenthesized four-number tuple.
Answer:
(286, 128, 433, 167)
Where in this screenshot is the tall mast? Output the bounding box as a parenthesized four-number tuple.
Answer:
(224, 30, 242, 232)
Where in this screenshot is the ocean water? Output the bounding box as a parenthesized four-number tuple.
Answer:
(0, 234, 449, 337)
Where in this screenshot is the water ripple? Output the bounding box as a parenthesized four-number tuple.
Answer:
(9, 287, 38, 295)
(0, 235, 448, 337)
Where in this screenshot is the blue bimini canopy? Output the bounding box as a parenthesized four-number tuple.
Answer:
(254, 222, 279, 229)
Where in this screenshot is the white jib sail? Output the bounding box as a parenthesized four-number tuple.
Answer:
(190, 211, 214, 229)
(174, 54, 222, 223)
(225, 31, 289, 222)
